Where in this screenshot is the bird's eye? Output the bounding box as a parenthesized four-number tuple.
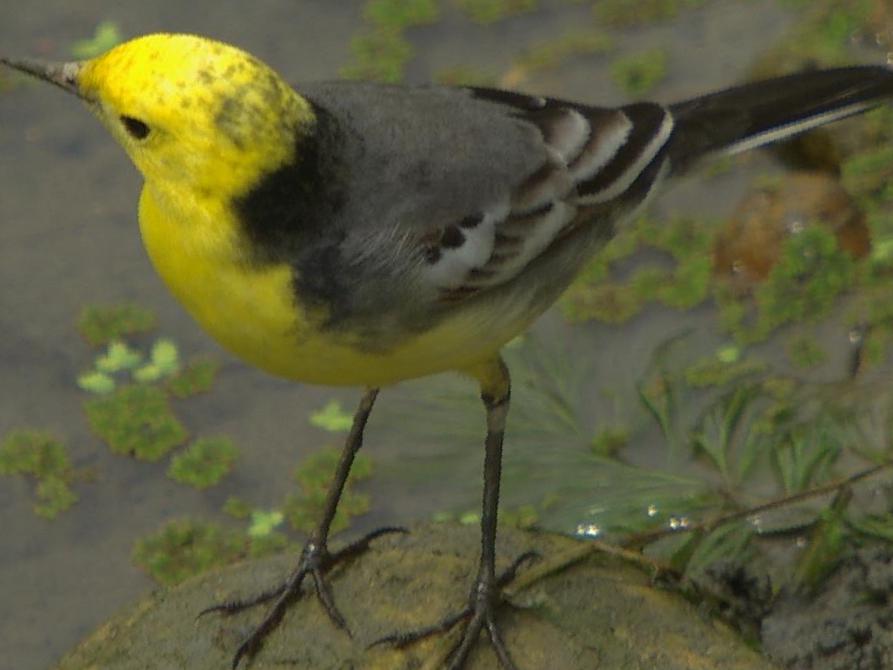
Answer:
(120, 116, 150, 140)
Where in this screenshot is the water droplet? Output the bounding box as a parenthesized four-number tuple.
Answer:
(668, 516, 689, 530)
(787, 219, 804, 234)
(575, 523, 601, 538)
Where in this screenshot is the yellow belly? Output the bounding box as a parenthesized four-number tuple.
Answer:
(137, 188, 522, 386)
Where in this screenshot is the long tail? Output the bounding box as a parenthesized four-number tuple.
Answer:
(667, 65, 893, 173)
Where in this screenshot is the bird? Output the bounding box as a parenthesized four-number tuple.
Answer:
(3, 33, 893, 670)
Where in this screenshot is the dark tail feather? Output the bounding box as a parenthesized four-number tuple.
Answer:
(667, 65, 893, 173)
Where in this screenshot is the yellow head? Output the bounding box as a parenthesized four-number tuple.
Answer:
(4, 34, 314, 200)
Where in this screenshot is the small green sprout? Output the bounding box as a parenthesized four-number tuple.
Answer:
(310, 400, 354, 433)
(95, 341, 143, 373)
(76, 370, 116, 395)
(134, 338, 180, 382)
(85, 385, 187, 461)
(77, 303, 156, 347)
(248, 509, 285, 538)
(167, 437, 237, 489)
(71, 21, 123, 59)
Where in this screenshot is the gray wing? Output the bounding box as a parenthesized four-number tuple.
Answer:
(301, 81, 672, 307)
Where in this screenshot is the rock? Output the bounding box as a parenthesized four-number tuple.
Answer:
(712, 171, 869, 291)
(55, 523, 774, 670)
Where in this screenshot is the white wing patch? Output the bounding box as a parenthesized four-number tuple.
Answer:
(569, 111, 632, 181)
(579, 108, 674, 204)
(421, 101, 673, 299)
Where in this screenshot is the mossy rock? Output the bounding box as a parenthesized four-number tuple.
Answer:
(55, 523, 774, 670)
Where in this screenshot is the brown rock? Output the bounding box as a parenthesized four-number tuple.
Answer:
(54, 523, 774, 670)
(712, 172, 869, 291)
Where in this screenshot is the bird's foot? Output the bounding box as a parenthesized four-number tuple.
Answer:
(372, 550, 538, 670)
(199, 525, 407, 669)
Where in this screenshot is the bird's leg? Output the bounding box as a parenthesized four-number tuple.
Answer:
(200, 387, 406, 669)
(373, 357, 535, 670)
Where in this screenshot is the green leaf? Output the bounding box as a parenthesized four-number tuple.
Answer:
(248, 509, 284, 538)
(71, 21, 123, 59)
(95, 340, 143, 373)
(133, 364, 162, 383)
(77, 370, 116, 395)
(310, 400, 354, 433)
(150, 338, 180, 376)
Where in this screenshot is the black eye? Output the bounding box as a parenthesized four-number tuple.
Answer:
(120, 116, 150, 140)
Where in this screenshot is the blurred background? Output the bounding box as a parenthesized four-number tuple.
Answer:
(2, 1, 893, 668)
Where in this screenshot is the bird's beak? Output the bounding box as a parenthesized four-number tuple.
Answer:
(0, 57, 84, 98)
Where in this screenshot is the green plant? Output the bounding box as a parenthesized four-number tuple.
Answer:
(85, 385, 187, 461)
(168, 437, 237, 489)
(284, 447, 373, 534)
(0, 430, 78, 519)
(77, 303, 156, 346)
(611, 48, 668, 96)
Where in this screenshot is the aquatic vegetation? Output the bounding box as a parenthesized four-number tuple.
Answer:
(133, 338, 180, 383)
(132, 519, 245, 586)
(561, 216, 714, 324)
(76, 303, 157, 347)
(456, 0, 538, 24)
(754, 0, 876, 72)
(595, 0, 709, 28)
(248, 509, 285, 538)
(0, 430, 78, 519)
(222, 496, 252, 519)
(166, 357, 221, 398)
(167, 437, 237, 489)
(71, 21, 123, 59)
(310, 399, 354, 433)
(342, 0, 438, 82)
(284, 447, 373, 534)
(786, 335, 827, 369)
(434, 66, 497, 87)
(510, 29, 614, 79)
(684, 352, 766, 389)
(611, 48, 668, 97)
(84, 385, 187, 461)
(752, 227, 856, 338)
(590, 427, 629, 456)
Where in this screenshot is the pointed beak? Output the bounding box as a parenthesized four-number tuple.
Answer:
(0, 57, 84, 98)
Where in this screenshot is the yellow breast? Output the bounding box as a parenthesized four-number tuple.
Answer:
(137, 187, 522, 387)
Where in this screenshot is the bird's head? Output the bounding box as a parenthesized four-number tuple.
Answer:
(2, 33, 314, 201)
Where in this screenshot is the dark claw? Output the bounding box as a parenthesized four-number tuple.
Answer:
(370, 550, 536, 669)
(199, 526, 405, 669)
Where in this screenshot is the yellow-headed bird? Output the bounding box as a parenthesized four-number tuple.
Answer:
(4, 34, 893, 670)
